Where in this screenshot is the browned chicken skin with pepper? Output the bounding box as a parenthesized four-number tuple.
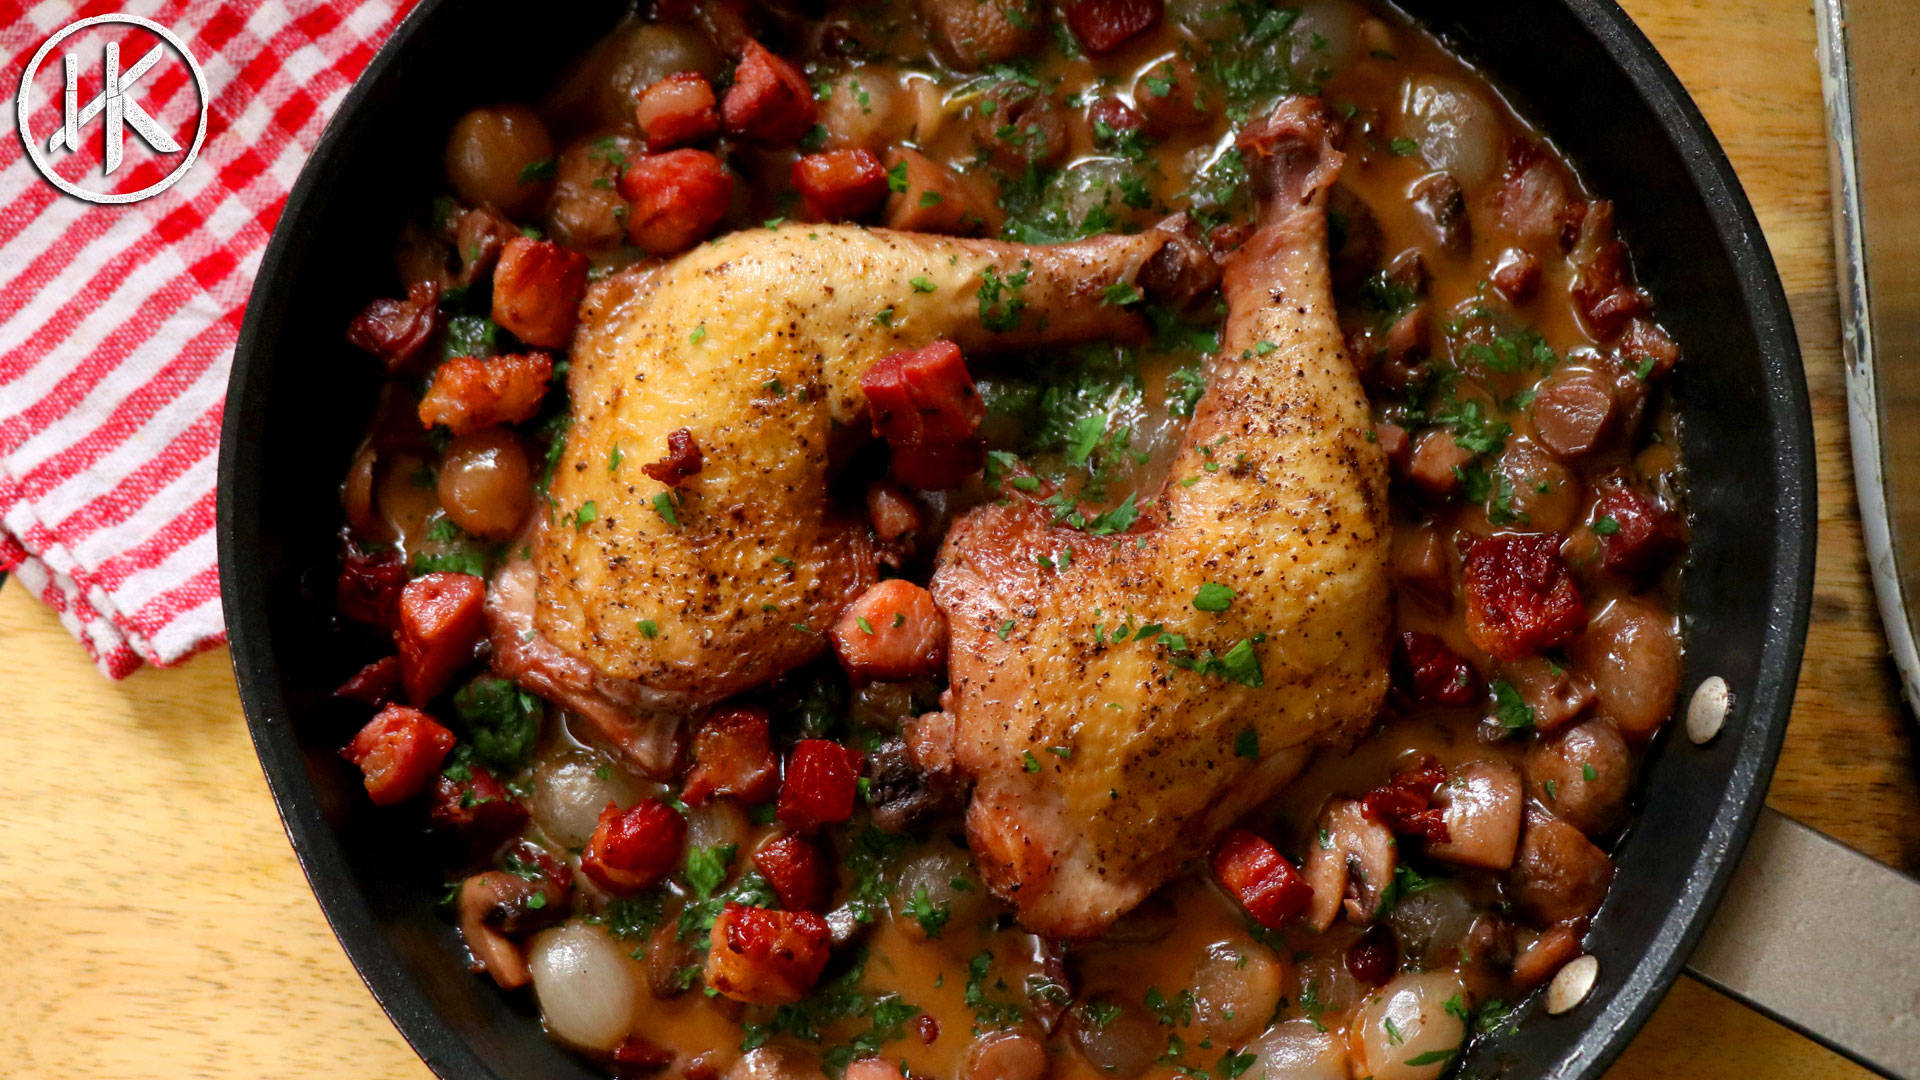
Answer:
(499, 223, 1180, 774)
(922, 98, 1393, 938)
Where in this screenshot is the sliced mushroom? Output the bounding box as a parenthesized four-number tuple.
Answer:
(458, 871, 539, 989)
(1304, 798, 1398, 930)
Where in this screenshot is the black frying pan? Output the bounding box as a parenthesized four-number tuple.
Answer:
(216, 0, 1816, 1076)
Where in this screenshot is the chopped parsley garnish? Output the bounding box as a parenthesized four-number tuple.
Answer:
(1233, 727, 1259, 759)
(450, 675, 543, 769)
(1170, 637, 1264, 687)
(1592, 515, 1621, 536)
(1168, 364, 1207, 418)
(977, 264, 1032, 332)
(517, 158, 557, 183)
(567, 500, 598, 532)
(964, 950, 1027, 1030)
(1375, 863, 1444, 918)
(1490, 679, 1537, 730)
(1145, 985, 1196, 1027)
(652, 491, 680, 526)
(1192, 582, 1235, 611)
(602, 891, 664, 942)
(904, 886, 950, 937)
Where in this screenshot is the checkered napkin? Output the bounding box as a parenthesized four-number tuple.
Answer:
(0, 0, 415, 676)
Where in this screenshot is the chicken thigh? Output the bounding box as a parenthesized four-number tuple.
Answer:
(506, 223, 1178, 775)
(922, 98, 1392, 937)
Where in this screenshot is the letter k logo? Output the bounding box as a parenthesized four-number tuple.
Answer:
(47, 42, 182, 176)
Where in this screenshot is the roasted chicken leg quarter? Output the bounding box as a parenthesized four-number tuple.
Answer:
(923, 97, 1393, 937)
(495, 222, 1178, 775)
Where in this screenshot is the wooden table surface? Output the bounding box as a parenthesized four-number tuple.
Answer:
(2, 1, 1914, 1077)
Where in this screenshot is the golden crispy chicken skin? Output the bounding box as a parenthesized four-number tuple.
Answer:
(515, 224, 1176, 774)
(923, 98, 1392, 937)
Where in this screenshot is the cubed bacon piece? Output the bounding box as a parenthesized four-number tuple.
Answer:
(428, 762, 529, 845)
(1568, 200, 1645, 339)
(1359, 759, 1451, 844)
(777, 739, 865, 832)
(619, 149, 735, 255)
(1618, 317, 1680, 381)
(490, 237, 589, 349)
(829, 579, 947, 681)
(1210, 828, 1312, 929)
(792, 149, 888, 222)
(752, 833, 831, 912)
(347, 281, 441, 372)
(1490, 247, 1541, 304)
(1463, 533, 1588, 662)
(705, 902, 833, 1004)
(582, 798, 687, 893)
(721, 40, 816, 145)
(612, 1035, 676, 1070)
(1493, 141, 1581, 250)
(886, 437, 985, 490)
(343, 704, 458, 805)
(865, 482, 923, 544)
(882, 148, 993, 236)
(417, 351, 554, 436)
(335, 655, 401, 707)
(1594, 476, 1685, 580)
(1373, 421, 1410, 469)
(1065, 0, 1162, 55)
(1404, 429, 1474, 502)
(636, 71, 720, 149)
(862, 341, 985, 445)
(641, 427, 704, 486)
(682, 706, 780, 806)
(1394, 631, 1478, 707)
(396, 572, 488, 704)
(337, 546, 409, 630)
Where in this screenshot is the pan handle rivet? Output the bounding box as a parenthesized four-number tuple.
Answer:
(1545, 954, 1599, 1015)
(1686, 676, 1732, 745)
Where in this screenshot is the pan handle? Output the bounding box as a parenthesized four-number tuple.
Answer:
(1684, 808, 1920, 1079)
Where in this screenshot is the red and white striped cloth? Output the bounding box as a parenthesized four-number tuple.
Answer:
(0, 0, 415, 676)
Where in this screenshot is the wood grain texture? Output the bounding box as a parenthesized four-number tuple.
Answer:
(1616, 0, 1920, 873)
(0, 2, 1908, 1077)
